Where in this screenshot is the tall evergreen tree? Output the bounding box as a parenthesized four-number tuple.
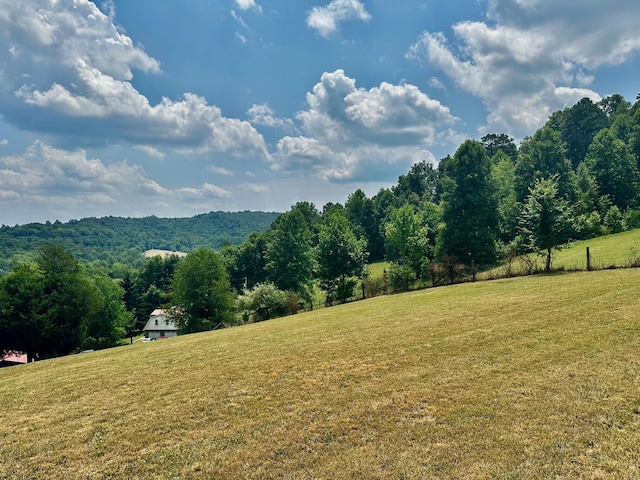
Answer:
(265, 209, 315, 301)
(515, 126, 575, 202)
(481, 133, 518, 162)
(345, 189, 385, 262)
(345, 188, 367, 237)
(439, 140, 499, 266)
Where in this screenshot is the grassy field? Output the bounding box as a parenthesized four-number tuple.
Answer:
(2, 269, 640, 479)
(481, 228, 640, 279)
(368, 261, 391, 279)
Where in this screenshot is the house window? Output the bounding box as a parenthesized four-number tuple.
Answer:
(155, 318, 158, 326)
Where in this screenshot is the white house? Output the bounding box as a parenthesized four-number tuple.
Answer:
(142, 309, 178, 339)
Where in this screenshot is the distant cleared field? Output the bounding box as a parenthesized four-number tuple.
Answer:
(367, 260, 391, 279)
(2, 269, 640, 479)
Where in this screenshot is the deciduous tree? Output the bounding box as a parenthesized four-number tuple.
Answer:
(317, 210, 368, 303)
(515, 126, 575, 202)
(170, 248, 235, 333)
(518, 176, 571, 272)
(385, 204, 429, 272)
(585, 128, 639, 210)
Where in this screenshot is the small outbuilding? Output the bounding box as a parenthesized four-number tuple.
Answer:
(142, 309, 179, 339)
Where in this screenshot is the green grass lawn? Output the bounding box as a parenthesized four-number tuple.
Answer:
(482, 228, 640, 279)
(367, 260, 391, 279)
(2, 269, 640, 478)
(554, 229, 640, 268)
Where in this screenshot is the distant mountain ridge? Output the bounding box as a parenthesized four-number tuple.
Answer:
(0, 211, 280, 275)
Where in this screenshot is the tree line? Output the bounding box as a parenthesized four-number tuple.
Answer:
(2, 94, 640, 361)
(0, 211, 279, 276)
(223, 95, 640, 291)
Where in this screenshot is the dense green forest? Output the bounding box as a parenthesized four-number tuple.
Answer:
(0, 211, 279, 275)
(3, 93, 640, 362)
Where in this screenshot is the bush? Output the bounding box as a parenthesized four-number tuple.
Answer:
(624, 208, 640, 229)
(571, 212, 603, 240)
(284, 290, 303, 315)
(237, 282, 288, 322)
(604, 206, 626, 234)
(363, 275, 387, 298)
(388, 263, 416, 292)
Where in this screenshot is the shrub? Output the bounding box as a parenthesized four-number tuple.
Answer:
(237, 282, 288, 322)
(363, 275, 387, 298)
(604, 206, 626, 234)
(624, 208, 640, 229)
(388, 263, 416, 292)
(571, 212, 603, 240)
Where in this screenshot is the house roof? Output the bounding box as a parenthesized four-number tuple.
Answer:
(143, 308, 179, 332)
(1, 352, 28, 365)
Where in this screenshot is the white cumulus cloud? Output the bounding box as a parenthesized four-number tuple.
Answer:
(234, 0, 262, 12)
(135, 145, 165, 160)
(208, 165, 234, 176)
(307, 0, 371, 37)
(248, 104, 296, 133)
(0, 0, 268, 158)
(273, 70, 457, 182)
(0, 142, 237, 224)
(407, 0, 640, 137)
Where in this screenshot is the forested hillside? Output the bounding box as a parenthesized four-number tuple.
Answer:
(0, 211, 279, 275)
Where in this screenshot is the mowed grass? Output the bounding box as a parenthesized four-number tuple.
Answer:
(2, 269, 640, 479)
(554, 229, 640, 269)
(483, 228, 640, 278)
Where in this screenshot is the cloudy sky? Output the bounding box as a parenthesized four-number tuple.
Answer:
(1, 0, 639, 225)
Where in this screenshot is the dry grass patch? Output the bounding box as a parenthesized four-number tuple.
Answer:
(2, 269, 640, 478)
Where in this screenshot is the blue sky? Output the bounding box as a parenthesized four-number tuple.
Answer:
(0, 0, 639, 225)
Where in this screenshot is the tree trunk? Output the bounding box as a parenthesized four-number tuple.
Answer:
(545, 248, 552, 272)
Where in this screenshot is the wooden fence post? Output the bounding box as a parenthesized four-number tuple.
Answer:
(586, 247, 591, 271)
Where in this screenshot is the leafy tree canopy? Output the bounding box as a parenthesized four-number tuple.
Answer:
(265, 209, 315, 301)
(170, 248, 235, 333)
(518, 176, 571, 272)
(317, 210, 368, 303)
(439, 140, 499, 267)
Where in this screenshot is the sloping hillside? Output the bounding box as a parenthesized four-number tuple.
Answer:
(481, 228, 640, 279)
(1, 269, 640, 478)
